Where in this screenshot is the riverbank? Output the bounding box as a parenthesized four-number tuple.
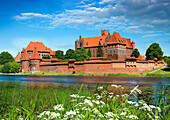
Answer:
(2, 71, 169, 77)
(0, 81, 169, 119)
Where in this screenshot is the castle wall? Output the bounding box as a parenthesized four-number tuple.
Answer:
(36, 60, 165, 74)
(126, 48, 133, 57)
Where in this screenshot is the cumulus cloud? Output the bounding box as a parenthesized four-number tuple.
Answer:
(13, 0, 170, 33)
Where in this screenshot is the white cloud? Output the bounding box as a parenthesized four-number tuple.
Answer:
(152, 19, 169, 24)
(99, 0, 115, 4)
(13, 13, 52, 20)
(13, 0, 170, 33)
(142, 34, 160, 38)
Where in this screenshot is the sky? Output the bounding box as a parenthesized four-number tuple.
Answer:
(0, 0, 169, 57)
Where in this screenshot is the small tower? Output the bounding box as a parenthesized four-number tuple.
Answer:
(101, 30, 110, 36)
(21, 49, 30, 72)
(30, 46, 41, 72)
(132, 41, 135, 50)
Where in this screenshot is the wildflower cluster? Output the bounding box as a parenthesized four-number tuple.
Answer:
(37, 85, 162, 120)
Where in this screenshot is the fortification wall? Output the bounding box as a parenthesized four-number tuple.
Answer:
(38, 60, 164, 74)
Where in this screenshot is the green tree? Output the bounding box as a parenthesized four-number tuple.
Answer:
(42, 55, 51, 59)
(2, 62, 20, 73)
(163, 56, 170, 62)
(88, 49, 92, 57)
(54, 50, 64, 59)
(65, 49, 76, 59)
(97, 42, 104, 57)
(146, 43, 163, 60)
(0, 52, 14, 65)
(75, 47, 90, 61)
(0, 65, 4, 72)
(167, 59, 170, 67)
(131, 48, 140, 58)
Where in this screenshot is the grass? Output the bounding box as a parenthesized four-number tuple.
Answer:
(0, 81, 169, 119)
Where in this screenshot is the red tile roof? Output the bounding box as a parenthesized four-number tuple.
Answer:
(139, 55, 146, 60)
(79, 36, 107, 48)
(107, 32, 133, 49)
(126, 57, 136, 60)
(69, 59, 76, 62)
(15, 52, 21, 63)
(30, 46, 41, 60)
(21, 49, 29, 61)
(42, 59, 51, 61)
(107, 32, 126, 45)
(25, 42, 55, 55)
(21, 48, 25, 53)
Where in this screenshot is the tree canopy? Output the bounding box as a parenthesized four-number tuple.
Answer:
(0, 52, 14, 65)
(75, 47, 90, 61)
(54, 50, 64, 59)
(65, 49, 76, 59)
(1, 62, 20, 73)
(131, 48, 140, 58)
(97, 42, 104, 57)
(145, 43, 163, 60)
(88, 49, 92, 57)
(42, 55, 51, 59)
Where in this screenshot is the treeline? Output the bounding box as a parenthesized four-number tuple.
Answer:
(0, 52, 20, 73)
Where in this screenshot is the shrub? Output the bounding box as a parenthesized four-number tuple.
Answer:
(42, 55, 51, 59)
(1, 62, 20, 73)
(72, 70, 76, 74)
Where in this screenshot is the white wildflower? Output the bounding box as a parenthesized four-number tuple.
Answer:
(116, 95, 119, 97)
(50, 112, 60, 119)
(84, 99, 93, 106)
(126, 115, 138, 119)
(155, 116, 159, 119)
(128, 101, 137, 104)
(97, 86, 103, 90)
(92, 100, 100, 104)
(111, 84, 121, 88)
(70, 94, 80, 98)
(120, 112, 126, 115)
(54, 104, 64, 111)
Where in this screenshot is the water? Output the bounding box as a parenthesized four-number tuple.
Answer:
(0, 75, 169, 105)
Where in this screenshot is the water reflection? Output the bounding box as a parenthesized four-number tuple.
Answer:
(22, 81, 170, 105)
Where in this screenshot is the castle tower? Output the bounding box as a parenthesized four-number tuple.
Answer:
(21, 49, 30, 72)
(101, 30, 110, 36)
(132, 41, 135, 50)
(30, 46, 41, 72)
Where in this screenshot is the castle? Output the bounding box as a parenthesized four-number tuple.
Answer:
(75, 30, 135, 60)
(15, 31, 165, 74)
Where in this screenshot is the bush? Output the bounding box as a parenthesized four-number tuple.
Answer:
(0, 65, 4, 72)
(42, 55, 51, 59)
(1, 62, 20, 73)
(72, 70, 76, 74)
(58, 59, 69, 62)
(167, 59, 170, 67)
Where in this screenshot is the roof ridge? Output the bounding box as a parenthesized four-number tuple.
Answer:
(30, 46, 41, 60)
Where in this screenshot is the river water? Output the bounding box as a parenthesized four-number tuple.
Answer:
(0, 75, 169, 104)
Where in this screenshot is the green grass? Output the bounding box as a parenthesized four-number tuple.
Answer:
(0, 81, 169, 119)
(153, 67, 170, 74)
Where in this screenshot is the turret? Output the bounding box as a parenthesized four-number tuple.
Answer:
(132, 41, 135, 50)
(101, 30, 110, 36)
(21, 49, 30, 72)
(30, 46, 41, 72)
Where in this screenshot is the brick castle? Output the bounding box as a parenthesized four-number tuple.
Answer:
(15, 31, 165, 74)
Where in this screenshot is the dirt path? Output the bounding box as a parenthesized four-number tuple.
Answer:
(147, 66, 166, 74)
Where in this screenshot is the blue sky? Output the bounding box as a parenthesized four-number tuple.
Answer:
(0, 0, 169, 57)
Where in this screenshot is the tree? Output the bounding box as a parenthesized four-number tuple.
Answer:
(167, 59, 170, 67)
(65, 49, 76, 59)
(0, 52, 14, 65)
(75, 47, 90, 61)
(54, 50, 64, 59)
(131, 48, 140, 58)
(42, 55, 51, 59)
(1, 62, 20, 73)
(97, 42, 104, 57)
(88, 49, 92, 57)
(145, 43, 163, 60)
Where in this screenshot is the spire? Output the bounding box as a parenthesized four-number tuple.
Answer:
(21, 49, 29, 61)
(30, 46, 41, 60)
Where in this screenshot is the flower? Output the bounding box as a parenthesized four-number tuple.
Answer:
(126, 115, 138, 119)
(120, 112, 126, 115)
(84, 99, 93, 106)
(54, 104, 64, 111)
(50, 112, 60, 119)
(97, 86, 103, 90)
